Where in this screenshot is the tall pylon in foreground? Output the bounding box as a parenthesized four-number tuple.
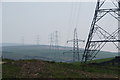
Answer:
(118, 1, 120, 56)
(82, 0, 120, 63)
(67, 28, 85, 61)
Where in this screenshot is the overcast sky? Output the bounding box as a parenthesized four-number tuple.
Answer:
(2, 1, 119, 52)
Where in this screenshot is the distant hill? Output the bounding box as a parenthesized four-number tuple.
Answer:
(1, 43, 22, 46)
(2, 43, 118, 62)
(1, 43, 71, 49)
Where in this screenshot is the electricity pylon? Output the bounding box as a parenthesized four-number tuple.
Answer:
(21, 36, 24, 45)
(37, 35, 40, 45)
(49, 33, 54, 50)
(118, 1, 120, 56)
(55, 31, 59, 50)
(49, 31, 60, 60)
(49, 31, 59, 50)
(82, 0, 120, 63)
(67, 28, 85, 61)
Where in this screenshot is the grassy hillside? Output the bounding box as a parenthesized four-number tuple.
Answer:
(2, 58, 120, 78)
(2, 45, 117, 62)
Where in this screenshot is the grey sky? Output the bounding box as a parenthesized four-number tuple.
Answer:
(2, 2, 118, 52)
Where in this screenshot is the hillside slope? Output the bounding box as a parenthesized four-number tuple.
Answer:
(2, 58, 119, 78)
(2, 45, 118, 62)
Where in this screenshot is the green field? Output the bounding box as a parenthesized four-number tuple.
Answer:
(2, 58, 120, 78)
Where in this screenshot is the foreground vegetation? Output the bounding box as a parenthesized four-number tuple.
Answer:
(2, 58, 120, 78)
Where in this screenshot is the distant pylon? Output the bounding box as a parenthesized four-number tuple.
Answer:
(49, 31, 59, 50)
(37, 35, 40, 45)
(67, 28, 85, 61)
(21, 36, 24, 45)
(53, 31, 60, 60)
(49, 33, 54, 50)
(49, 31, 60, 60)
(55, 31, 59, 50)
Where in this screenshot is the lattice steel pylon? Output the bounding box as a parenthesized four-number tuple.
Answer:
(118, 1, 120, 56)
(21, 36, 24, 45)
(55, 31, 59, 50)
(49, 33, 54, 50)
(67, 28, 85, 61)
(82, 0, 120, 63)
(37, 35, 40, 45)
